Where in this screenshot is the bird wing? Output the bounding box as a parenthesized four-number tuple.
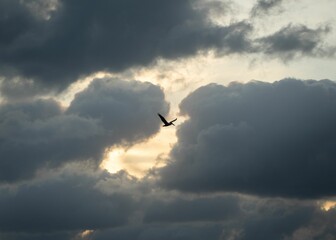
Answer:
(170, 118, 177, 123)
(158, 113, 169, 124)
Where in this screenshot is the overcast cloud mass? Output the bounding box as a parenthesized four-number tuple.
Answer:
(160, 79, 336, 198)
(250, 0, 284, 17)
(0, 78, 168, 182)
(0, 0, 252, 89)
(0, 0, 334, 92)
(1, 0, 336, 239)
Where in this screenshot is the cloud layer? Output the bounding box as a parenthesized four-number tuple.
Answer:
(258, 24, 333, 59)
(0, 0, 333, 92)
(0, 78, 168, 182)
(1, 1, 336, 239)
(0, 170, 136, 233)
(85, 196, 336, 240)
(250, 0, 284, 17)
(1, 175, 335, 240)
(0, 0, 251, 89)
(160, 79, 336, 198)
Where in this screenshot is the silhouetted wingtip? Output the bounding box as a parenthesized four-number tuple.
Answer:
(158, 113, 177, 126)
(158, 113, 169, 125)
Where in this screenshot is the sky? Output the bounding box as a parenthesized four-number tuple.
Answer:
(1, 0, 336, 239)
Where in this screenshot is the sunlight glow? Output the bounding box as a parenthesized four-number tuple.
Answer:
(77, 229, 94, 239)
(101, 125, 178, 178)
(321, 201, 336, 211)
(58, 71, 113, 107)
(102, 148, 125, 174)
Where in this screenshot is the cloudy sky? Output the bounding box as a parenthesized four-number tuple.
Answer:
(1, 0, 336, 239)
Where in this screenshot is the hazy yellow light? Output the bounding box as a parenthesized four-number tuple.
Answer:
(102, 123, 179, 178)
(75, 229, 94, 239)
(321, 201, 336, 211)
(58, 71, 113, 107)
(102, 148, 125, 174)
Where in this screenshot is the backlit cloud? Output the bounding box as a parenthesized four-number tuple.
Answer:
(258, 24, 334, 60)
(1, 1, 336, 239)
(250, 0, 284, 17)
(0, 78, 168, 182)
(0, 0, 249, 89)
(160, 79, 336, 198)
(0, 0, 333, 93)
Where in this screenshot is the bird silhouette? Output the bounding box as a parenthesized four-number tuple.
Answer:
(158, 113, 177, 127)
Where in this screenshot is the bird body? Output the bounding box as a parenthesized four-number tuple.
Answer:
(158, 113, 177, 127)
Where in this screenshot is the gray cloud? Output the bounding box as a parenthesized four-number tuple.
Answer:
(144, 195, 240, 223)
(0, 78, 168, 182)
(0, 101, 103, 181)
(0, 168, 137, 235)
(258, 24, 334, 60)
(0, 232, 74, 240)
(160, 79, 336, 198)
(285, 208, 336, 240)
(0, 0, 333, 95)
(92, 224, 224, 240)
(1, 165, 335, 240)
(237, 198, 315, 240)
(221, 197, 335, 240)
(1, 1, 336, 238)
(0, 0, 251, 90)
(87, 196, 336, 240)
(0, 78, 52, 102)
(67, 78, 168, 145)
(250, 0, 284, 17)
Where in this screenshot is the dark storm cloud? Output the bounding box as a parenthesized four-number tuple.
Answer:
(0, 78, 52, 102)
(0, 0, 39, 46)
(92, 224, 224, 240)
(0, 0, 333, 92)
(67, 78, 168, 144)
(250, 0, 284, 17)
(222, 198, 336, 240)
(0, 232, 74, 240)
(258, 24, 334, 59)
(160, 79, 336, 198)
(144, 195, 239, 223)
(0, 0, 251, 89)
(288, 208, 336, 240)
(88, 196, 336, 240)
(0, 168, 137, 234)
(0, 102, 104, 182)
(237, 198, 315, 240)
(0, 78, 168, 182)
(1, 167, 335, 240)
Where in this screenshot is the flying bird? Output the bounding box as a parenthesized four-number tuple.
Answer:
(158, 113, 177, 127)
